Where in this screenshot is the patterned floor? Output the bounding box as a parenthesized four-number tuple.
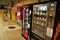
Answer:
(0, 13, 25, 40)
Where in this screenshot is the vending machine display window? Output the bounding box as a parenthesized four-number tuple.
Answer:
(32, 4, 48, 39)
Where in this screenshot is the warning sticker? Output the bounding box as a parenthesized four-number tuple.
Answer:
(46, 27, 53, 37)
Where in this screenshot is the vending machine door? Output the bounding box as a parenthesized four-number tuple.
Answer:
(22, 5, 32, 40)
(32, 1, 57, 40)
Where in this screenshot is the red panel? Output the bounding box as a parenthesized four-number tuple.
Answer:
(23, 29, 28, 39)
(17, 6, 23, 20)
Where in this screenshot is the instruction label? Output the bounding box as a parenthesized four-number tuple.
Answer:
(46, 27, 53, 37)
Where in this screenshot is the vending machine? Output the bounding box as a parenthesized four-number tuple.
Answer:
(17, 7, 23, 25)
(31, 1, 57, 40)
(22, 5, 32, 40)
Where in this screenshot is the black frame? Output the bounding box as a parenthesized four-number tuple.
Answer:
(52, 0, 60, 40)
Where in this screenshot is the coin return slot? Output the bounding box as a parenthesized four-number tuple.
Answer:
(49, 15, 53, 22)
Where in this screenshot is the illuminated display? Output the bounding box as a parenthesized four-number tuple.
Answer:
(40, 6, 47, 11)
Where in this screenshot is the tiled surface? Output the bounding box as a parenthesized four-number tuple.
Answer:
(0, 13, 25, 40)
